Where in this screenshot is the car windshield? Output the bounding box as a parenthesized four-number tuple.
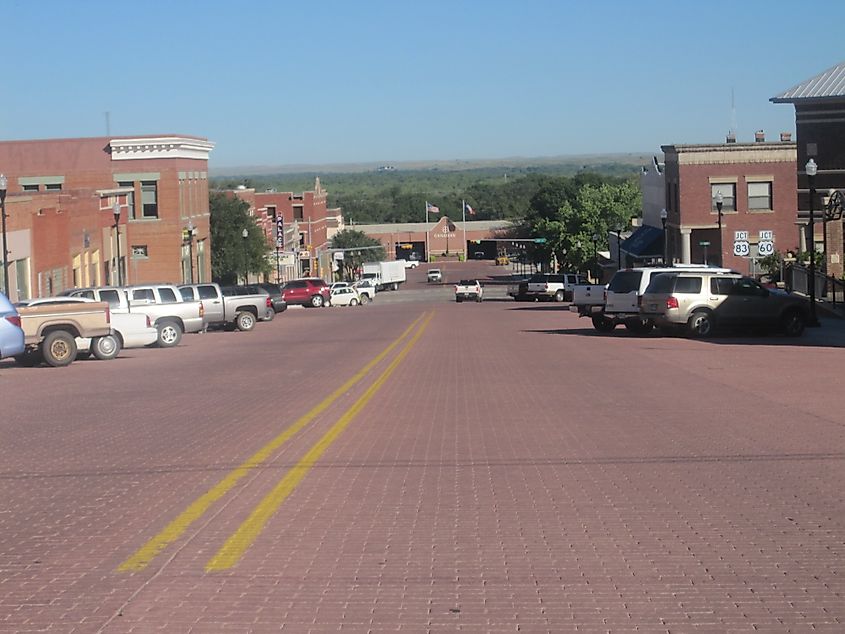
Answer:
(608, 271, 643, 293)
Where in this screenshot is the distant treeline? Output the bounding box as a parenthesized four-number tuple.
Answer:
(211, 160, 642, 225)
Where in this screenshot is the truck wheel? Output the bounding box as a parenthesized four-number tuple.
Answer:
(554, 290, 565, 302)
(476, 295, 483, 303)
(42, 330, 77, 367)
(392, 282, 399, 291)
(91, 334, 121, 360)
(456, 297, 463, 303)
(156, 320, 183, 348)
(263, 308, 276, 322)
(310, 295, 324, 308)
(360, 294, 370, 305)
(591, 315, 616, 332)
(235, 311, 256, 332)
(687, 310, 715, 338)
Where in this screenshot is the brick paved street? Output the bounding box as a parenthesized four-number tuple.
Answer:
(1, 264, 843, 632)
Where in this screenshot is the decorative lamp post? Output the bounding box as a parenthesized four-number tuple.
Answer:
(0, 174, 8, 295)
(806, 159, 819, 326)
(186, 220, 196, 284)
(113, 201, 123, 286)
(591, 232, 599, 282)
(659, 208, 668, 264)
(242, 228, 249, 284)
(714, 192, 724, 266)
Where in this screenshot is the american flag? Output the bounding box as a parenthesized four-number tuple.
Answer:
(426, 201, 440, 214)
(464, 202, 475, 215)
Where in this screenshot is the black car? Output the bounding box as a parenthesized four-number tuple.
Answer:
(255, 283, 288, 316)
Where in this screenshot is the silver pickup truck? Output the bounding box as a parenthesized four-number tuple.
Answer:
(179, 283, 270, 331)
(64, 285, 205, 347)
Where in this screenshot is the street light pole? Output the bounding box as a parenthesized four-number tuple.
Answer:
(615, 225, 624, 271)
(187, 220, 196, 284)
(715, 192, 724, 267)
(242, 228, 249, 284)
(113, 201, 122, 286)
(0, 174, 8, 295)
(806, 159, 819, 326)
(660, 208, 668, 265)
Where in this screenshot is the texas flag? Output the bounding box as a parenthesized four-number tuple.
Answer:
(426, 201, 440, 214)
(463, 202, 475, 215)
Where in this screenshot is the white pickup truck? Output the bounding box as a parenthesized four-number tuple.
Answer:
(454, 279, 483, 303)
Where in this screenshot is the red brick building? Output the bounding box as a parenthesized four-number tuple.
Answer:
(0, 135, 214, 301)
(357, 216, 514, 262)
(661, 138, 797, 275)
(227, 178, 340, 282)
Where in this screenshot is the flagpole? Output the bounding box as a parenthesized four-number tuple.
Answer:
(462, 200, 468, 261)
(425, 202, 429, 262)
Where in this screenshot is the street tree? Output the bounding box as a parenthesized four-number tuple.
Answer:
(330, 229, 386, 280)
(210, 191, 272, 284)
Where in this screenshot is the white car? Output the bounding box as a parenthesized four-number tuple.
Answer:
(15, 297, 157, 358)
(403, 260, 419, 269)
(427, 269, 442, 283)
(330, 286, 363, 307)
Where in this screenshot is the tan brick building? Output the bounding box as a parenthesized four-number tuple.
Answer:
(0, 135, 214, 301)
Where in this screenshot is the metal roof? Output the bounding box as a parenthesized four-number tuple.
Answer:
(771, 61, 845, 103)
(620, 225, 664, 258)
(355, 220, 513, 234)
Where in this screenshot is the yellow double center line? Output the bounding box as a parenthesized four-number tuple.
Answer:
(119, 312, 430, 573)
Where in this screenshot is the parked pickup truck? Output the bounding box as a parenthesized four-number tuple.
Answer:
(179, 283, 268, 331)
(569, 284, 608, 329)
(455, 280, 483, 303)
(15, 300, 112, 367)
(64, 285, 205, 347)
(519, 273, 589, 302)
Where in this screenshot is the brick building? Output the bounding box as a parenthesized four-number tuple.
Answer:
(227, 178, 341, 282)
(357, 217, 514, 261)
(661, 138, 797, 274)
(0, 135, 214, 301)
(772, 61, 845, 277)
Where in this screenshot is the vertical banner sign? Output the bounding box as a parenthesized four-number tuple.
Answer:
(275, 215, 284, 249)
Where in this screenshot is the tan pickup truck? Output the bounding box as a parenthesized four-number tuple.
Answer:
(16, 301, 112, 367)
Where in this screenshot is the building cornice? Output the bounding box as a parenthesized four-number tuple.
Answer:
(110, 137, 215, 161)
(661, 143, 796, 166)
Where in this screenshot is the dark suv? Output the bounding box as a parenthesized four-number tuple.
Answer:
(255, 283, 288, 317)
(641, 272, 809, 337)
(282, 278, 331, 307)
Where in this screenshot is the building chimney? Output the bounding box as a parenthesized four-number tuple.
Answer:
(755, 130, 765, 142)
(780, 132, 792, 142)
(726, 132, 736, 144)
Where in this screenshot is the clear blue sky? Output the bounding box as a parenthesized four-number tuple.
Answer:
(4, 0, 844, 170)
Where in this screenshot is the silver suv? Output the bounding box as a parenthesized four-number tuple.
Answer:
(640, 272, 809, 337)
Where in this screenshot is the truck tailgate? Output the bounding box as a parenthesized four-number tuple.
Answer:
(605, 292, 639, 313)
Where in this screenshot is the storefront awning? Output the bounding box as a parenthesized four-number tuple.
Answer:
(620, 225, 664, 258)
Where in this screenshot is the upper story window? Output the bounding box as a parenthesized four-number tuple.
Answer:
(118, 181, 136, 219)
(711, 183, 736, 211)
(294, 205, 304, 220)
(23, 184, 39, 192)
(44, 183, 62, 192)
(748, 181, 773, 210)
(141, 181, 158, 218)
